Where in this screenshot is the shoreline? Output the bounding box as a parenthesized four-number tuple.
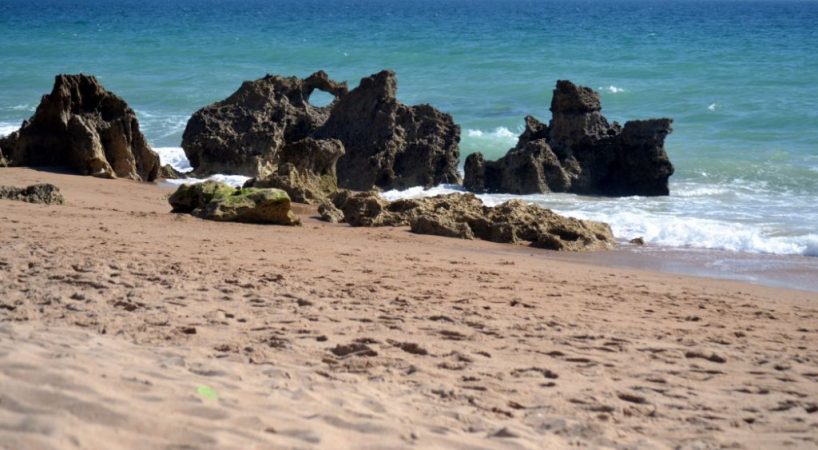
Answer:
(2, 167, 817, 449)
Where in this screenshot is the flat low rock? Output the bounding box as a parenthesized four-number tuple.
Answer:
(325, 191, 613, 251)
(169, 181, 300, 225)
(0, 183, 65, 205)
(0, 74, 160, 181)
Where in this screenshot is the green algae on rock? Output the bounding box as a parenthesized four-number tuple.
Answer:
(168, 181, 300, 226)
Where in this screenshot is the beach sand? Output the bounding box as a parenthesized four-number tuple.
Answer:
(1, 167, 816, 449)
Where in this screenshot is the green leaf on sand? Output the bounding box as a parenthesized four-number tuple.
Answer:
(197, 385, 219, 401)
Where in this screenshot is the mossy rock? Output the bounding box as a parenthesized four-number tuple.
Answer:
(168, 180, 235, 213)
(199, 187, 300, 225)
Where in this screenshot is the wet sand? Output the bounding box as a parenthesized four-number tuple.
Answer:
(1, 167, 817, 449)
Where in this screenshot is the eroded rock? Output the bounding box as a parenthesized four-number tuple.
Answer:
(182, 71, 346, 178)
(464, 80, 673, 197)
(244, 137, 344, 204)
(182, 70, 460, 192)
(0, 74, 160, 181)
(325, 192, 613, 251)
(0, 184, 65, 205)
(168, 181, 300, 225)
(315, 70, 461, 190)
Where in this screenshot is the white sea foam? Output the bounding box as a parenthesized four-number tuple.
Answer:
(466, 127, 516, 139)
(153, 146, 193, 173)
(162, 174, 251, 188)
(0, 122, 19, 137)
(380, 184, 465, 202)
(602, 85, 625, 94)
(152, 146, 248, 187)
(708, 103, 717, 111)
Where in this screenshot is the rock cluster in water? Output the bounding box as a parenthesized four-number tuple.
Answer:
(319, 191, 613, 251)
(464, 80, 674, 197)
(0, 183, 65, 205)
(0, 75, 160, 182)
(182, 70, 460, 192)
(169, 181, 300, 225)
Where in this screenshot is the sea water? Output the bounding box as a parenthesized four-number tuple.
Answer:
(1, 0, 817, 257)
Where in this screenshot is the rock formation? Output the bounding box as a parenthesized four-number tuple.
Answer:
(464, 80, 673, 197)
(323, 191, 613, 251)
(314, 70, 461, 190)
(182, 70, 460, 192)
(159, 164, 187, 180)
(169, 181, 300, 225)
(244, 138, 344, 204)
(182, 71, 347, 178)
(0, 184, 65, 205)
(0, 74, 160, 181)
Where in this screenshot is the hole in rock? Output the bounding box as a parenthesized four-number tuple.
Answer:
(307, 90, 335, 107)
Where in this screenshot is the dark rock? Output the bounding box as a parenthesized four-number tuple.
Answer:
(182, 71, 347, 178)
(168, 181, 300, 225)
(317, 199, 344, 223)
(629, 237, 645, 245)
(315, 70, 461, 190)
(329, 191, 613, 251)
(0, 74, 160, 181)
(0, 183, 65, 205)
(464, 80, 673, 197)
(183, 70, 460, 192)
(244, 137, 344, 204)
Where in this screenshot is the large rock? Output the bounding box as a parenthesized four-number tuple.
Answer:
(0, 74, 160, 181)
(315, 70, 461, 190)
(182, 70, 461, 192)
(0, 183, 65, 205)
(244, 137, 344, 204)
(325, 191, 613, 251)
(182, 71, 347, 178)
(169, 181, 300, 225)
(464, 80, 673, 197)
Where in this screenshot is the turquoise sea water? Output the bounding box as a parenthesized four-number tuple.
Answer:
(2, 0, 817, 256)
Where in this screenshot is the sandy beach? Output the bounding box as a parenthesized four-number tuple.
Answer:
(1, 167, 817, 449)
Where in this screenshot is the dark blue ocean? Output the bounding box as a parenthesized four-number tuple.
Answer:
(2, 0, 817, 255)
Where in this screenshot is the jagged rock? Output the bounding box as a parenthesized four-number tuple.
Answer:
(159, 164, 186, 179)
(183, 70, 461, 192)
(182, 71, 347, 178)
(0, 184, 65, 205)
(169, 181, 300, 225)
(315, 70, 461, 190)
(326, 191, 613, 251)
(328, 190, 407, 227)
(317, 199, 344, 223)
(464, 80, 673, 197)
(244, 138, 344, 204)
(0, 74, 159, 181)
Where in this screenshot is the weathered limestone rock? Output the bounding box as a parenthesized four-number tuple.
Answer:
(159, 164, 186, 180)
(0, 74, 160, 181)
(182, 71, 347, 178)
(182, 70, 461, 192)
(464, 80, 673, 197)
(315, 70, 461, 190)
(168, 181, 300, 225)
(324, 191, 613, 251)
(0, 184, 65, 205)
(244, 138, 344, 204)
